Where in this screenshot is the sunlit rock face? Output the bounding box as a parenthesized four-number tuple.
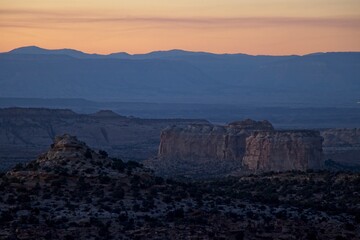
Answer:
(152, 119, 275, 177)
(158, 120, 274, 164)
(243, 131, 323, 172)
(153, 120, 324, 177)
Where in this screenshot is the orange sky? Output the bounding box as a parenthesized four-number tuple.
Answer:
(0, 0, 359, 55)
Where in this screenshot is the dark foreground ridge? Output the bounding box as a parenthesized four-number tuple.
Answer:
(0, 135, 359, 239)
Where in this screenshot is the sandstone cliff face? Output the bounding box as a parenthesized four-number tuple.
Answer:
(149, 120, 274, 177)
(158, 119, 274, 162)
(321, 128, 360, 166)
(149, 120, 324, 177)
(159, 125, 244, 164)
(243, 131, 323, 172)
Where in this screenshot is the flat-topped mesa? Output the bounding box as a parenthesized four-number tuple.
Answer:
(243, 130, 323, 172)
(159, 120, 274, 162)
(152, 120, 325, 177)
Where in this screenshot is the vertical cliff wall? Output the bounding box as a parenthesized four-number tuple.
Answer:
(158, 120, 274, 162)
(243, 131, 323, 172)
(149, 120, 324, 177)
(154, 120, 274, 177)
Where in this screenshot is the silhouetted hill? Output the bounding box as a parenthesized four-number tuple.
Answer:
(1, 47, 360, 106)
(0, 53, 216, 102)
(9, 46, 103, 59)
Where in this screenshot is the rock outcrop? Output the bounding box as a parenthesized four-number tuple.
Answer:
(37, 134, 101, 166)
(7, 134, 147, 180)
(158, 119, 274, 163)
(243, 131, 323, 172)
(321, 128, 360, 167)
(148, 120, 324, 177)
(147, 119, 274, 177)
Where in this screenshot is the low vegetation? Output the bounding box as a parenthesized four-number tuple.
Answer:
(0, 135, 359, 239)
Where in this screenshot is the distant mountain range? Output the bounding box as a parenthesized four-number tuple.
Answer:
(1, 46, 359, 107)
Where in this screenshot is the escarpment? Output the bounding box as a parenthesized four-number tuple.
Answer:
(243, 131, 323, 172)
(147, 119, 324, 177)
(158, 119, 274, 162)
(147, 120, 276, 177)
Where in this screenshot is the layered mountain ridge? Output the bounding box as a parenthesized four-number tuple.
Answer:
(1, 46, 359, 106)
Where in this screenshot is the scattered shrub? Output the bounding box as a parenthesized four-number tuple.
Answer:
(98, 150, 108, 158)
(84, 149, 92, 159)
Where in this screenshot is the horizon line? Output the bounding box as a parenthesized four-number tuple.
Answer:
(3, 45, 360, 57)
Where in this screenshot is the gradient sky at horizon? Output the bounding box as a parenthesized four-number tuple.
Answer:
(0, 0, 360, 55)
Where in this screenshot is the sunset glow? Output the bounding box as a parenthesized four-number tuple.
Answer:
(1, 0, 360, 54)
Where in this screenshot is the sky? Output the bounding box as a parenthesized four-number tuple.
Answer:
(0, 0, 360, 55)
